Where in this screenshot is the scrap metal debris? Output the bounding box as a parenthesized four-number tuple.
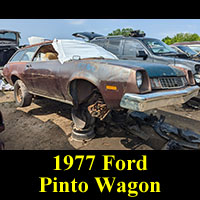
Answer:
(183, 98, 200, 110)
(129, 111, 200, 149)
(88, 100, 110, 120)
(94, 110, 200, 150)
(0, 79, 13, 91)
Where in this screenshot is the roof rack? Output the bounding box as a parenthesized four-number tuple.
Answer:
(129, 30, 146, 37)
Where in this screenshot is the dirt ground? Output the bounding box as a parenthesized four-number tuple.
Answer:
(0, 90, 200, 150)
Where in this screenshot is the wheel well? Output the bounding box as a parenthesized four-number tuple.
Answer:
(11, 75, 20, 85)
(69, 79, 110, 120)
(69, 79, 100, 106)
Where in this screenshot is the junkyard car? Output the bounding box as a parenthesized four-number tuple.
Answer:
(173, 41, 200, 53)
(73, 32, 200, 84)
(170, 44, 200, 62)
(2, 39, 200, 133)
(0, 30, 21, 77)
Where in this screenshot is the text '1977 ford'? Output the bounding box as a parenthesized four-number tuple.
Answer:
(2, 39, 200, 138)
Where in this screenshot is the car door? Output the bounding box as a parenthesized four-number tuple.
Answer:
(119, 39, 153, 62)
(19, 46, 40, 91)
(29, 60, 65, 99)
(105, 37, 124, 58)
(26, 44, 64, 99)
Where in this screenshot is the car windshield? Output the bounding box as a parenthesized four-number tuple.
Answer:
(189, 46, 200, 53)
(142, 38, 177, 54)
(177, 45, 197, 56)
(0, 32, 16, 41)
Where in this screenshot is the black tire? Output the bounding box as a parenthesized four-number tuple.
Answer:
(14, 80, 32, 107)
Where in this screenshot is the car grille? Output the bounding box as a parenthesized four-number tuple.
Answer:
(150, 76, 188, 89)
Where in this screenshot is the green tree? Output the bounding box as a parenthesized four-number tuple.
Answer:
(162, 33, 200, 45)
(108, 28, 134, 37)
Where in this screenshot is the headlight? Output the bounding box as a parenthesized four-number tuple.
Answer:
(187, 70, 195, 85)
(194, 74, 200, 84)
(195, 65, 200, 73)
(136, 71, 143, 88)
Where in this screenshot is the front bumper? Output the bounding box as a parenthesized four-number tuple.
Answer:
(120, 86, 200, 112)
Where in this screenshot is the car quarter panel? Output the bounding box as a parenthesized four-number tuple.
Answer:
(3, 62, 30, 86)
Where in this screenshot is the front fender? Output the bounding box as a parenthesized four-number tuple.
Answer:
(68, 71, 100, 89)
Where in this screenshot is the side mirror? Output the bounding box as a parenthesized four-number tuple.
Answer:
(136, 50, 148, 60)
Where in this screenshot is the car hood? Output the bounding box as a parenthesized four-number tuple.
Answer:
(93, 59, 185, 77)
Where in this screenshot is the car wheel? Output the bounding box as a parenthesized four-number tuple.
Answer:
(14, 80, 32, 107)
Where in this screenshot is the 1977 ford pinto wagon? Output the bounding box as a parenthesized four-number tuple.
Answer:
(2, 39, 200, 138)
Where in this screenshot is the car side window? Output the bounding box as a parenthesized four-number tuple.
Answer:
(106, 38, 121, 55)
(9, 49, 27, 62)
(93, 38, 106, 48)
(21, 46, 38, 61)
(33, 44, 58, 62)
(123, 39, 144, 57)
(9, 46, 38, 62)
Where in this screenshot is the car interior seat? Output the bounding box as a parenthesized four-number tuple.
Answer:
(44, 52, 58, 60)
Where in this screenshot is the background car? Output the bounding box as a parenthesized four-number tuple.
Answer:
(170, 44, 200, 61)
(172, 41, 200, 53)
(2, 39, 199, 139)
(0, 30, 21, 78)
(73, 32, 200, 85)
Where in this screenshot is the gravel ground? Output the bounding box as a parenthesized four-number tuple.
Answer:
(0, 91, 200, 150)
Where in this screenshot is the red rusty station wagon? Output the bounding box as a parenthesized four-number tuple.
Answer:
(2, 39, 199, 139)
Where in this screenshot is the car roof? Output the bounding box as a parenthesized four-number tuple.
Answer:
(0, 29, 20, 34)
(93, 35, 156, 41)
(19, 40, 53, 50)
(173, 41, 200, 45)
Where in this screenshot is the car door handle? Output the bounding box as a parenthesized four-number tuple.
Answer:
(26, 64, 32, 68)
